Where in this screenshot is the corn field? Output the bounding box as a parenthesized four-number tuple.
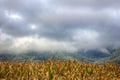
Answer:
(0, 60, 120, 80)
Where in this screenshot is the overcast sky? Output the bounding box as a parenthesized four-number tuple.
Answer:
(0, 0, 120, 54)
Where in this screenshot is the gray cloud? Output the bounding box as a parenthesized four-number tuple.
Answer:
(0, 0, 120, 53)
(51, 0, 120, 9)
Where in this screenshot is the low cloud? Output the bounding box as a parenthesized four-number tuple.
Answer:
(0, 34, 76, 54)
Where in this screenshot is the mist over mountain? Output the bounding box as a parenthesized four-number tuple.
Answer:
(0, 48, 119, 64)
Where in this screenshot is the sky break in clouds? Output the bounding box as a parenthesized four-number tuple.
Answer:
(0, 0, 120, 54)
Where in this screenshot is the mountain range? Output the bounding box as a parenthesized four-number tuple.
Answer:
(0, 48, 120, 64)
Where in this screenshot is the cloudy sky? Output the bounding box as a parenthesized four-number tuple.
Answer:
(0, 0, 120, 54)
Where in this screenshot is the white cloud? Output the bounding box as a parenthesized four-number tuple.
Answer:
(0, 29, 14, 53)
(30, 24, 37, 30)
(5, 10, 23, 20)
(9, 36, 77, 54)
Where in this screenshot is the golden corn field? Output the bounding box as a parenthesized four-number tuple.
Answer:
(0, 60, 120, 80)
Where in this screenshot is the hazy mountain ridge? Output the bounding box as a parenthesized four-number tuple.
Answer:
(96, 49, 120, 64)
(0, 48, 120, 64)
(77, 50, 110, 60)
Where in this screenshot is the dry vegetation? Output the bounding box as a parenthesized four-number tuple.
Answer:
(0, 60, 120, 80)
